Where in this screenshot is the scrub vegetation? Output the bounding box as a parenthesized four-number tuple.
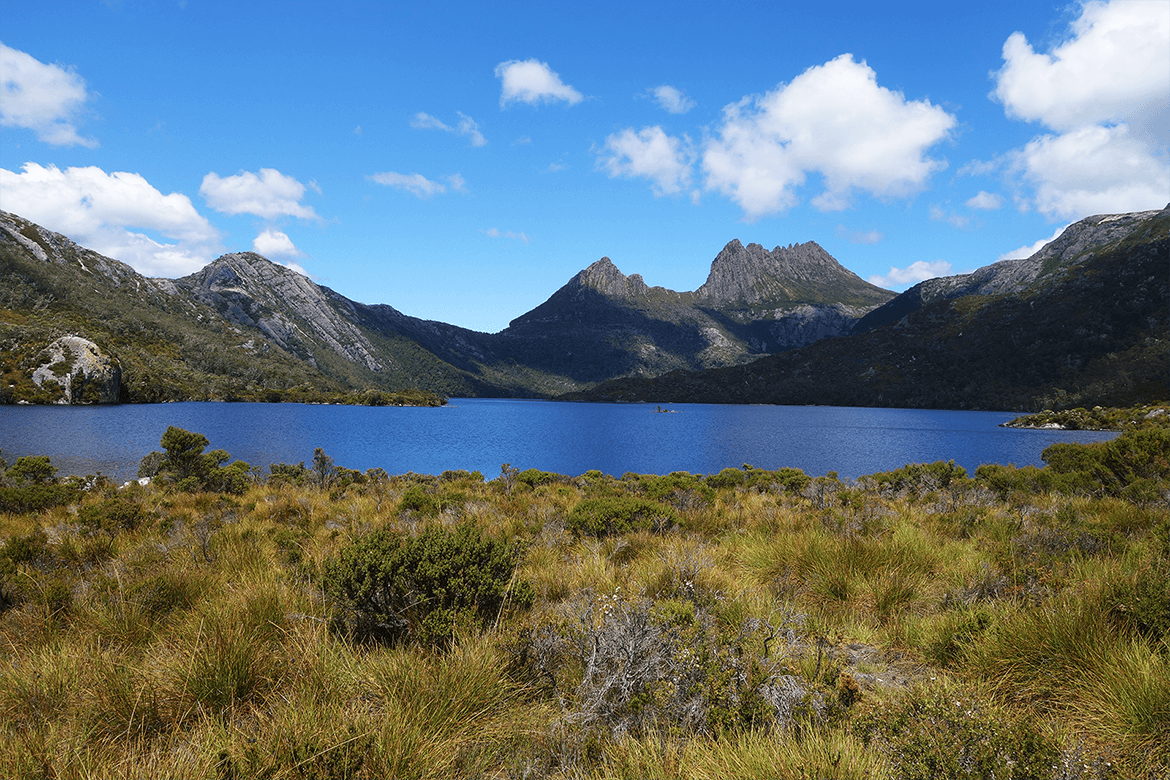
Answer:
(1, 417, 1167, 779)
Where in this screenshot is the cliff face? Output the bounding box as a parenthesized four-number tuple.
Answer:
(177, 253, 385, 371)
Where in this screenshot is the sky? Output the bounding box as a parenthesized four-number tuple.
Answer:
(1, 0, 1167, 334)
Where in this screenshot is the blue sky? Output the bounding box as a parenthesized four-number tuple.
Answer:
(2, 0, 1167, 333)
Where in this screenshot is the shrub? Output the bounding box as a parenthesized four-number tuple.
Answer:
(398, 484, 441, 517)
(565, 497, 678, 537)
(0, 456, 80, 513)
(642, 472, 715, 509)
(268, 461, 309, 486)
(868, 460, 968, 497)
(322, 521, 525, 646)
(145, 426, 253, 494)
(706, 467, 747, 490)
(856, 684, 1060, 780)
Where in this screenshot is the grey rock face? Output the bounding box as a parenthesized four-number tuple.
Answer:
(32, 336, 121, 404)
(856, 206, 1170, 333)
(176, 253, 385, 372)
(696, 240, 892, 308)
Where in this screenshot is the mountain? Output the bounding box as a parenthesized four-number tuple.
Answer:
(563, 206, 1169, 411)
(1, 212, 893, 403)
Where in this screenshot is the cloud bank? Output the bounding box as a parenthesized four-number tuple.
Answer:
(993, 0, 1169, 218)
(0, 162, 220, 276)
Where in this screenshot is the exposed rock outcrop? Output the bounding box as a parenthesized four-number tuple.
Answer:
(32, 336, 121, 404)
(176, 253, 385, 371)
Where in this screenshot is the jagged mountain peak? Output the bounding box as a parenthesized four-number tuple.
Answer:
(569, 256, 651, 300)
(697, 238, 891, 309)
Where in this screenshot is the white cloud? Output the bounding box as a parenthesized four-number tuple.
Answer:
(0, 162, 220, 276)
(929, 205, 971, 229)
(484, 227, 530, 244)
(993, 0, 1169, 141)
(1011, 123, 1169, 219)
(200, 168, 319, 220)
(992, 0, 1170, 219)
(998, 224, 1068, 260)
(701, 55, 956, 219)
(252, 228, 303, 258)
(446, 173, 467, 192)
(649, 85, 696, 114)
(495, 59, 583, 107)
(836, 225, 883, 244)
(367, 171, 447, 198)
(410, 111, 487, 147)
(966, 191, 1004, 210)
(0, 44, 98, 148)
(868, 259, 952, 289)
(598, 126, 693, 196)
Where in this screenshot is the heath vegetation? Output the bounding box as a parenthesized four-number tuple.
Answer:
(1, 412, 1167, 778)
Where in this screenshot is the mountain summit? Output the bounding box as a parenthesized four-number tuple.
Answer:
(696, 240, 891, 310)
(3, 210, 896, 402)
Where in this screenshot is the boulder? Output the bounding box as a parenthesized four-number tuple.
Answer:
(32, 336, 121, 404)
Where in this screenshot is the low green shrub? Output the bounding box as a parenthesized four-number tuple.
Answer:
(566, 497, 678, 537)
(856, 684, 1060, 780)
(642, 472, 715, 509)
(322, 521, 525, 646)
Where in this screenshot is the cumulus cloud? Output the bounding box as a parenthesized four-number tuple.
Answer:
(998, 224, 1068, 261)
(702, 55, 956, 219)
(367, 171, 448, 198)
(649, 85, 696, 114)
(966, 191, 1004, 210)
(0, 43, 98, 147)
(410, 111, 487, 146)
(868, 259, 953, 289)
(0, 162, 220, 276)
(992, 0, 1169, 219)
(835, 225, 883, 244)
(495, 59, 583, 107)
(200, 168, 319, 220)
(252, 228, 303, 258)
(483, 227, 530, 244)
(1011, 123, 1169, 218)
(598, 126, 693, 196)
(994, 0, 1168, 140)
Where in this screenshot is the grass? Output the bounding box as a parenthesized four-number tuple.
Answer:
(1, 430, 1168, 778)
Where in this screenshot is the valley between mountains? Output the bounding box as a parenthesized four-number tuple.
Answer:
(2, 206, 1166, 411)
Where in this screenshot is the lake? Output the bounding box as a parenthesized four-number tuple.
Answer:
(0, 399, 1120, 484)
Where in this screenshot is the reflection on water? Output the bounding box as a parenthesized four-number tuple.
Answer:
(0, 399, 1118, 483)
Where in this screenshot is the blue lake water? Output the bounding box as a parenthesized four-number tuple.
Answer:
(0, 399, 1120, 484)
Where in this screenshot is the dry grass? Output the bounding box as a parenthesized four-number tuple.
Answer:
(1, 449, 1167, 778)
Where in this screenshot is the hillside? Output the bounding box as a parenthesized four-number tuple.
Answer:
(1, 211, 894, 403)
(565, 207, 1169, 411)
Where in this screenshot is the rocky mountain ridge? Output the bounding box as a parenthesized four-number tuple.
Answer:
(567, 206, 1170, 411)
(855, 208, 1167, 333)
(3, 209, 895, 402)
